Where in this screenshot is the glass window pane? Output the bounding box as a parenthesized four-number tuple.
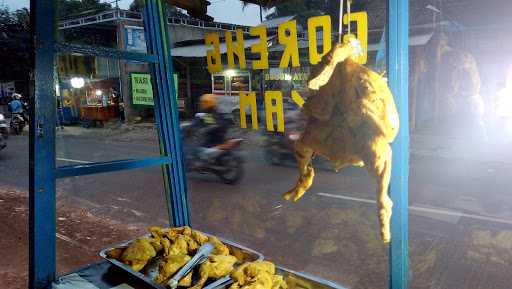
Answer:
(180, 1, 389, 288)
(409, 1, 512, 288)
(55, 55, 164, 164)
(56, 167, 170, 275)
(57, 3, 146, 52)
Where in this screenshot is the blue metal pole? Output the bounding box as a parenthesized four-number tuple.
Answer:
(143, 0, 191, 226)
(29, 0, 57, 288)
(387, 0, 409, 288)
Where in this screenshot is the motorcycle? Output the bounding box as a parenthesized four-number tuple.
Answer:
(263, 110, 303, 165)
(10, 113, 25, 135)
(180, 114, 245, 185)
(0, 113, 8, 151)
(263, 110, 331, 169)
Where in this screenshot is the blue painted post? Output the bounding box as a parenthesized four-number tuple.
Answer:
(29, 0, 57, 288)
(143, 0, 191, 226)
(387, 0, 409, 289)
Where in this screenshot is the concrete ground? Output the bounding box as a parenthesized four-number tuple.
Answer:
(2, 125, 512, 289)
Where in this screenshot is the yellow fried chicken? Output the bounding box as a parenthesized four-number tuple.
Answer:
(106, 247, 125, 260)
(272, 275, 287, 289)
(230, 261, 278, 289)
(283, 41, 399, 243)
(168, 234, 190, 255)
(179, 272, 193, 287)
(154, 254, 191, 285)
(190, 255, 238, 289)
(208, 236, 230, 255)
(192, 230, 209, 245)
(120, 238, 157, 271)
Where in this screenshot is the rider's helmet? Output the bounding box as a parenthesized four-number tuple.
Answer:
(199, 94, 218, 111)
(12, 93, 22, 100)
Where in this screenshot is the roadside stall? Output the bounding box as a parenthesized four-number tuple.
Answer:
(30, 1, 409, 289)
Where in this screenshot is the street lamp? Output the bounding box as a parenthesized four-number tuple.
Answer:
(70, 77, 85, 89)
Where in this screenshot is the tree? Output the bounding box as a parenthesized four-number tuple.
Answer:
(129, 0, 188, 18)
(0, 7, 31, 83)
(243, 0, 368, 31)
(57, 0, 112, 19)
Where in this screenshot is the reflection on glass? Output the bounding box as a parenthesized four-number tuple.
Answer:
(180, 1, 391, 288)
(55, 55, 161, 164)
(56, 168, 169, 274)
(408, 1, 512, 288)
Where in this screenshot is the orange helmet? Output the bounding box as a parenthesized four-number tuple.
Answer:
(199, 94, 218, 110)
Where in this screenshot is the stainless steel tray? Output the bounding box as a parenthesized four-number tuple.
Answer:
(99, 232, 263, 289)
(276, 267, 348, 289)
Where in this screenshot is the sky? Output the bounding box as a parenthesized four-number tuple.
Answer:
(2, 0, 268, 26)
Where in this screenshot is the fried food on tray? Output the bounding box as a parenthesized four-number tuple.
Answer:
(120, 238, 157, 271)
(154, 254, 191, 285)
(192, 230, 209, 245)
(106, 247, 125, 260)
(106, 226, 245, 287)
(283, 41, 399, 243)
(230, 261, 287, 289)
(190, 255, 238, 289)
(179, 272, 193, 287)
(208, 236, 230, 256)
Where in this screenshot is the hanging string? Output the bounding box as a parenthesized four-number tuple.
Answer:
(347, 0, 352, 36)
(338, 0, 344, 43)
(339, 0, 353, 43)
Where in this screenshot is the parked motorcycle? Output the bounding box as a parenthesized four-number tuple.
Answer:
(0, 113, 8, 151)
(180, 114, 245, 185)
(10, 113, 25, 135)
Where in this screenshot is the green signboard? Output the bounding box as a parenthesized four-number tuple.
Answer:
(131, 73, 179, 106)
(131, 73, 154, 105)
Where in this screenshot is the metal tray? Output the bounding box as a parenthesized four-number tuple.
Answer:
(99, 232, 263, 289)
(276, 267, 348, 289)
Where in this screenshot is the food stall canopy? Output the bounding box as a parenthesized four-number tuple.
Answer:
(171, 37, 268, 57)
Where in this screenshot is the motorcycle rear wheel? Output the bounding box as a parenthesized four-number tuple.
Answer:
(217, 154, 243, 185)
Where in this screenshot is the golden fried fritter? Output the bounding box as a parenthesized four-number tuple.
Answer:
(190, 255, 238, 289)
(154, 254, 191, 285)
(106, 247, 125, 260)
(192, 230, 209, 245)
(208, 236, 230, 256)
(121, 238, 157, 271)
(230, 261, 278, 289)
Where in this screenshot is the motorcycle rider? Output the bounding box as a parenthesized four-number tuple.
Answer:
(8, 93, 27, 122)
(191, 94, 230, 163)
(8, 93, 24, 114)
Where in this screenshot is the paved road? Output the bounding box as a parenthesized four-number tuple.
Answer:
(2, 131, 512, 289)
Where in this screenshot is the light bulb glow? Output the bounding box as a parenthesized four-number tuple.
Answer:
(70, 77, 85, 89)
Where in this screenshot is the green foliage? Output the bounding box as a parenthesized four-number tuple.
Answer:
(129, 0, 188, 17)
(57, 0, 112, 19)
(0, 7, 30, 81)
(266, 0, 368, 30)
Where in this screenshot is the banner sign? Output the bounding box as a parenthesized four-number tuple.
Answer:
(131, 73, 154, 105)
(125, 26, 147, 53)
(131, 73, 178, 106)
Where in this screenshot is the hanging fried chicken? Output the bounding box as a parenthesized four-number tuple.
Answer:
(283, 40, 399, 243)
